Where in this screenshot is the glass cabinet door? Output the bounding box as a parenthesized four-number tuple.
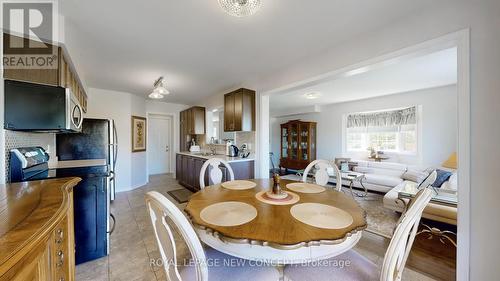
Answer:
(290, 123, 298, 160)
(281, 126, 288, 158)
(300, 124, 309, 161)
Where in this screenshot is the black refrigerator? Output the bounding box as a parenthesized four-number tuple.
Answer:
(56, 118, 117, 264)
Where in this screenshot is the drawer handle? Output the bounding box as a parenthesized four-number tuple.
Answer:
(56, 251, 64, 267)
(56, 229, 64, 244)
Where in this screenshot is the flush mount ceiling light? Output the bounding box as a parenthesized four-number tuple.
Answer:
(218, 0, 262, 17)
(148, 77, 170, 99)
(304, 92, 320, 99)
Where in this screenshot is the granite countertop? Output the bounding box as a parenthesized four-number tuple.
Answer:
(177, 151, 254, 163)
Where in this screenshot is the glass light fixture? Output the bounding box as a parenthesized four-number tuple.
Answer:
(148, 77, 170, 99)
(218, 0, 262, 17)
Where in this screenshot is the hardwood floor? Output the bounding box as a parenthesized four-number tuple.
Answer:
(75, 174, 455, 281)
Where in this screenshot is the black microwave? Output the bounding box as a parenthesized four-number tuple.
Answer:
(4, 80, 83, 132)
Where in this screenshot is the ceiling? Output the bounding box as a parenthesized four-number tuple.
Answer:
(60, 0, 436, 105)
(269, 47, 457, 115)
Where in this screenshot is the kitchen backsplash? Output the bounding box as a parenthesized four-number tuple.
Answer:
(200, 131, 256, 155)
(4, 130, 56, 182)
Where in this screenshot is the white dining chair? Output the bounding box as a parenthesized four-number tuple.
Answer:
(199, 158, 235, 189)
(284, 187, 434, 281)
(418, 170, 438, 189)
(145, 191, 280, 281)
(302, 159, 342, 191)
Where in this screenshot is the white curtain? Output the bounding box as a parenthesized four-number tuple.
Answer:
(347, 106, 416, 128)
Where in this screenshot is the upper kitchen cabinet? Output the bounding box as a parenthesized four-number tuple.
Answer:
(224, 88, 255, 132)
(181, 106, 206, 135)
(3, 33, 88, 112)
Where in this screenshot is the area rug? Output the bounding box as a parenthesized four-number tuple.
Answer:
(281, 174, 399, 238)
(167, 188, 194, 204)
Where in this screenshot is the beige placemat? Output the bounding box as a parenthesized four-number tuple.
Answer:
(255, 191, 300, 206)
(286, 182, 326, 194)
(221, 180, 257, 190)
(290, 203, 353, 229)
(200, 201, 257, 227)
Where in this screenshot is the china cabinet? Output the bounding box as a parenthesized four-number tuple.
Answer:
(280, 120, 317, 171)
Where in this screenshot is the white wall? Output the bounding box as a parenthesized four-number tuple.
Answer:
(86, 88, 188, 192)
(271, 85, 457, 167)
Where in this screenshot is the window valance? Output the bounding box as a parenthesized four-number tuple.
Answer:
(347, 106, 416, 128)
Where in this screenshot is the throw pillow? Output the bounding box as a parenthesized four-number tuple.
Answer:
(432, 169, 453, 187)
(402, 169, 429, 184)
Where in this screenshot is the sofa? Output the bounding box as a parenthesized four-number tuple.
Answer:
(328, 159, 458, 225)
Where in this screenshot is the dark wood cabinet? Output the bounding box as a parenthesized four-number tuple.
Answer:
(180, 106, 206, 151)
(280, 120, 317, 171)
(3, 33, 88, 112)
(224, 88, 255, 132)
(176, 153, 255, 192)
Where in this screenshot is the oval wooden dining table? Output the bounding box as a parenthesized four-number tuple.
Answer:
(185, 179, 367, 265)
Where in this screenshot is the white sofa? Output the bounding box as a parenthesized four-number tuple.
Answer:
(350, 160, 408, 193)
(329, 159, 458, 225)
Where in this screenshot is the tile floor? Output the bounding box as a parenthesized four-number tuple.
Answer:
(76, 174, 437, 281)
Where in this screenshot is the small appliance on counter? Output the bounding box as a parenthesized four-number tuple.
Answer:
(9, 146, 112, 265)
(225, 140, 239, 157)
(239, 143, 251, 158)
(189, 138, 201, 152)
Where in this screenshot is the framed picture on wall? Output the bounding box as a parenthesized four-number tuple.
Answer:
(131, 116, 147, 152)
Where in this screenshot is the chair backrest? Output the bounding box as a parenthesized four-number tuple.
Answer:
(380, 188, 433, 281)
(302, 160, 342, 191)
(418, 170, 438, 189)
(199, 158, 235, 189)
(145, 191, 208, 281)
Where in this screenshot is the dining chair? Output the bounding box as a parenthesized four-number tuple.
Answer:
(199, 158, 235, 189)
(284, 187, 434, 281)
(418, 170, 438, 189)
(302, 159, 342, 191)
(145, 191, 280, 281)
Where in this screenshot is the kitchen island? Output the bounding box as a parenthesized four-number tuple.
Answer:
(0, 178, 80, 281)
(176, 152, 255, 192)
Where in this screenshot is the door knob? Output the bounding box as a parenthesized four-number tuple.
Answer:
(166, 145, 169, 152)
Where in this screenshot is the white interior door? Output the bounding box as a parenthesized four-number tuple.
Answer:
(148, 115, 172, 175)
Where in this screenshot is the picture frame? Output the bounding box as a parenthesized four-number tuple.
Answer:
(131, 115, 147, 152)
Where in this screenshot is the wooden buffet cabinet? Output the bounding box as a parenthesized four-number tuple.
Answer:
(280, 120, 317, 171)
(3, 33, 88, 112)
(0, 178, 81, 281)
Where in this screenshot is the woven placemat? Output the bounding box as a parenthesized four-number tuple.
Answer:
(290, 203, 353, 229)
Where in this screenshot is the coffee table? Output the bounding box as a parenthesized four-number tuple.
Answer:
(297, 169, 368, 198)
(333, 171, 368, 198)
(398, 183, 457, 247)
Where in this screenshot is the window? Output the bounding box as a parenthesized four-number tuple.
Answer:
(345, 107, 418, 154)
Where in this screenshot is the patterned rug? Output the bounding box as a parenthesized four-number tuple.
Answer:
(281, 174, 399, 238)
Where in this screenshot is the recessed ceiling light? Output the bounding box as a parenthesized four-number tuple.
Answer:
(212, 108, 219, 112)
(304, 92, 320, 99)
(218, 0, 262, 17)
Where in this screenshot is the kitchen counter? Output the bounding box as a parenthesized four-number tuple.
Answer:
(176, 152, 255, 192)
(48, 159, 107, 169)
(177, 151, 254, 163)
(0, 178, 81, 280)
